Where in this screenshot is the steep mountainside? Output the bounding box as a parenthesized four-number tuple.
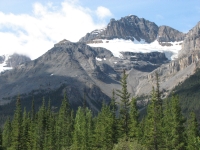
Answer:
(172, 68, 200, 120)
(0, 39, 169, 112)
(179, 22, 200, 57)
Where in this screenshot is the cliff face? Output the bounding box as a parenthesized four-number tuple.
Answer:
(158, 26, 185, 42)
(80, 15, 159, 43)
(79, 15, 185, 44)
(128, 50, 200, 97)
(179, 22, 200, 57)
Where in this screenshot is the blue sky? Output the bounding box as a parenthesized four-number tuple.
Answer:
(0, 0, 199, 59)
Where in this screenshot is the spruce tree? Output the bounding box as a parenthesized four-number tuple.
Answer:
(129, 97, 139, 139)
(10, 96, 23, 150)
(116, 70, 131, 138)
(2, 117, 12, 149)
(56, 93, 73, 150)
(143, 87, 163, 150)
(72, 107, 93, 150)
(35, 98, 47, 150)
(94, 102, 115, 149)
(110, 89, 118, 144)
(187, 112, 199, 150)
(170, 95, 186, 150)
(21, 108, 29, 150)
(162, 98, 173, 149)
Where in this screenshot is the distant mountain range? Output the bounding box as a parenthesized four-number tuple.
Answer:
(0, 15, 200, 115)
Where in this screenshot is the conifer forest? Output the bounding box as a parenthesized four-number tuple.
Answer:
(1, 71, 200, 150)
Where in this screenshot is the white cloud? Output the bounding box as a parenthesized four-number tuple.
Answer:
(0, 0, 110, 60)
(96, 6, 112, 19)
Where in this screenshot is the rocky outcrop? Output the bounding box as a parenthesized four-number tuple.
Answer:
(79, 15, 159, 43)
(127, 50, 200, 97)
(79, 15, 184, 44)
(5, 54, 31, 67)
(157, 26, 185, 42)
(0, 54, 31, 68)
(179, 22, 200, 57)
(121, 52, 168, 64)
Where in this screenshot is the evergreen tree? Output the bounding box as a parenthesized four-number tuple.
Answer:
(10, 96, 23, 150)
(187, 112, 199, 150)
(143, 87, 163, 150)
(56, 93, 73, 150)
(94, 102, 115, 149)
(129, 97, 139, 139)
(110, 89, 118, 144)
(170, 95, 186, 150)
(21, 108, 29, 150)
(44, 100, 56, 150)
(35, 98, 47, 150)
(116, 70, 131, 138)
(162, 98, 173, 149)
(2, 117, 12, 149)
(72, 107, 93, 150)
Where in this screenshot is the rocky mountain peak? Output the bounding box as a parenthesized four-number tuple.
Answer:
(158, 25, 185, 42)
(179, 22, 200, 57)
(79, 15, 184, 45)
(79, 15, 159, 43)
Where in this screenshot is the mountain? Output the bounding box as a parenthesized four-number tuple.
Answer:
(0, 53, 31, 72)
(0, 39, 169, 114)
(79, 15, 184, 61)
(179, 21, 200, 57)
(79, 15, 185, 43)
(0, 15, 199, 119)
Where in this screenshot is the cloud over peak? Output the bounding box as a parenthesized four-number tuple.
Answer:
(0, 0, 111, 60)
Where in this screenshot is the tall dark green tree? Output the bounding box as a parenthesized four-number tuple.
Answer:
(35, 98, 47, 150)
(187, 112, 199, 150)
(72, 107, 93, 150)
(11, 96, 23, 150)
(116, 70, 131, 138)
(2, 117, 12, 149)
(170, 95, 186, 150)
(129, 97, 139, 139)
(56, 93, 73, 150)
(94, 102, 115, 149)
(162, 98, 173, 149)
(110, 89, 118, 144)
(143, 87, 163, 150)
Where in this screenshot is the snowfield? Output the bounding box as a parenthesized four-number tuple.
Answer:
(88, 39, 182, 60)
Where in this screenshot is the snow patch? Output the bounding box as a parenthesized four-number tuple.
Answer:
(88, 39, 182, 60)
(96, 57, 102, 61)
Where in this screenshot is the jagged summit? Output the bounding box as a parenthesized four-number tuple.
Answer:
(158, 25, 185, 42)
(54, 39, 73, 47)
(79, 15, 185, 44)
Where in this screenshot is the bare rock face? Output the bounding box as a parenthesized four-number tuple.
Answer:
(157, 26, 185, 42)
(79, 15, 185, 44)
(79, 15, 159, 43)
(179, 22, 200, 57)
(5, 54, 31, 67)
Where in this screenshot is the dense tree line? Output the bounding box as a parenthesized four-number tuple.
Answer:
(0, 71, 200, 150)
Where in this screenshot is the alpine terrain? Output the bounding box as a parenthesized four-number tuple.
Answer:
(0, 15, 200, 118)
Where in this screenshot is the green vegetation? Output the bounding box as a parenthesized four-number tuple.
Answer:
(0, 71, 199, 149)
(174, 68, 200, 119)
